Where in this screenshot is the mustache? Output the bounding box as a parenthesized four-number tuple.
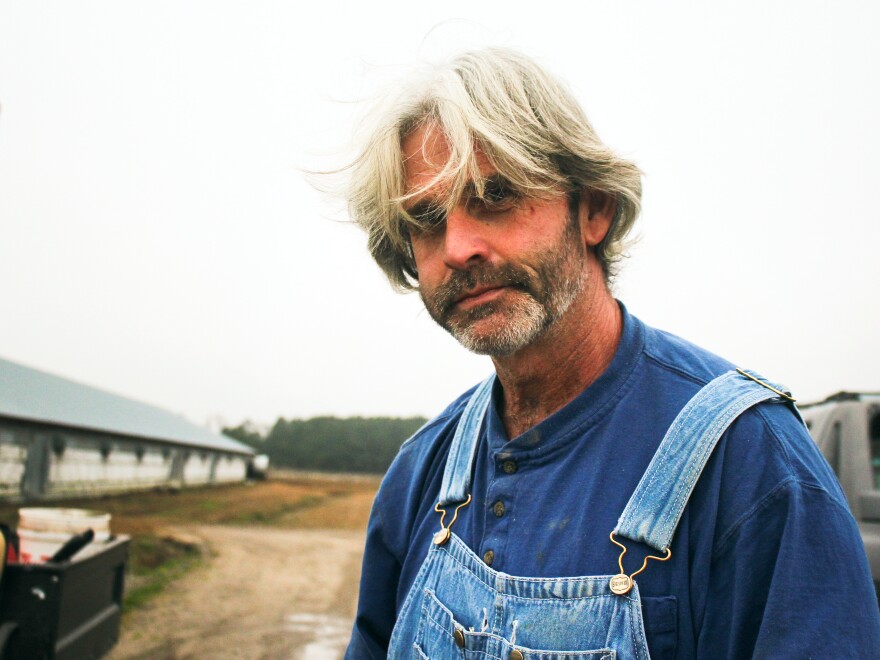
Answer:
(433, 265, 535, 314)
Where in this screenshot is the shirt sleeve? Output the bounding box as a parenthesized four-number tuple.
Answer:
(698, 477, 880, 658)
(344, 490, 403, 659)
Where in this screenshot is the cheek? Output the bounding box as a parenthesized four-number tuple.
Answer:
(411, 239, 442, 278)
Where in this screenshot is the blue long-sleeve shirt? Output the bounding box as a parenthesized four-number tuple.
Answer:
(346, 306, 880, 658)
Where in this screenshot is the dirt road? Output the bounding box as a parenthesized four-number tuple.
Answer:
(108, 525, 366, 660)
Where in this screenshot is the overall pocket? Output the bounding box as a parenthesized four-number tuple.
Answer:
(500, 644, 615, 660)
(414, 589, 491, 659)
(414, 589, 617, 660)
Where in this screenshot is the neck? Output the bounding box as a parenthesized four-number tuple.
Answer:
(491, 274, 622, 440)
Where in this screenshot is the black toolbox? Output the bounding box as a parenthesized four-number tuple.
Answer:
(0, 536, 129, 659)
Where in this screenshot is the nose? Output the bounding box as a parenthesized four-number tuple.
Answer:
(442, 206, 490, 270)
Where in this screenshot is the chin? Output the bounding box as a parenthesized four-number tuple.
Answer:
(449, 314, 546, 357)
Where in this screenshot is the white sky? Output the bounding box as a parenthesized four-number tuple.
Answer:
(1, 1, 878, 429)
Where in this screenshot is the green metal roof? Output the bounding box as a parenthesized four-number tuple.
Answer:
(0, 357, 253, 455)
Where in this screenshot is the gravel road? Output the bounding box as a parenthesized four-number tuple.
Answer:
(108, 525, 366, 660)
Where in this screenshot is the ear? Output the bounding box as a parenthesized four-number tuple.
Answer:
(578, 189, 616, 247)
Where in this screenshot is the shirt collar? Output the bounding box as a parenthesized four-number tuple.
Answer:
(484, 301, 645, 452)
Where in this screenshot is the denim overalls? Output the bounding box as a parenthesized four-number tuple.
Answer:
(387, 369, 795, 659)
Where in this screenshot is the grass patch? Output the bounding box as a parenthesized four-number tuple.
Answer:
(128, 534, 201, 572)
(124, 535, 203, 610)
(226, 494, 323, 525)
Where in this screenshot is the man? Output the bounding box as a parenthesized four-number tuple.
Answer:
(342, 49, 880, 658)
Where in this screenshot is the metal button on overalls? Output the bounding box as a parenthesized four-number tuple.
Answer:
(493, 500, 505, 517)
(509, 650, 524, 660)
(502, 460, 517, 474)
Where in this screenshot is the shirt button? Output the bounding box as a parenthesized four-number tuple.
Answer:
(453, 628, 465, 648)
(483, 549, 495, 566)
(493, 501, 506, 518)
(509, 650, 524, 660)
(502, 460, 517, 474)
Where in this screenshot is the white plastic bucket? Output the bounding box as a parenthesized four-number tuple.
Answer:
(17, 508, 111, 563)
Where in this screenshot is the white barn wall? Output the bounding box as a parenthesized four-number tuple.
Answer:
(0, 430, 27, 497)
(0, 422, 254, 499)
(183, 451, 213, 485)
(213, 454, 248, 483)
(46, 441, 173, 497)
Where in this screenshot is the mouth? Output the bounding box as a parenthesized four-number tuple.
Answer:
(453, 285, 509, 310)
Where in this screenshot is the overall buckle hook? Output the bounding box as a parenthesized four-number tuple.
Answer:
(608, 532, 672, 595)
(433, 495, 472, 546)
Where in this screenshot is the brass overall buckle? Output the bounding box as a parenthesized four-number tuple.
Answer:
(433, 495, 472, 546)
(608, 532, 672, 595)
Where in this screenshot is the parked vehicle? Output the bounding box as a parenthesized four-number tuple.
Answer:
(246, 454, 270, 481)
(800, 392, 880, 599)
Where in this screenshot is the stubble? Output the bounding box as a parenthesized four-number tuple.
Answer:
(419, 224, 587, 356)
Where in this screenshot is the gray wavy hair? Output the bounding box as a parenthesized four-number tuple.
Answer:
(346, 48, 642, 290)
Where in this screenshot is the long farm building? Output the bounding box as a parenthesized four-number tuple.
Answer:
(0, 357, 254, 500)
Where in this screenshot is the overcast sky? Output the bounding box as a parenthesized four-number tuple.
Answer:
(1, 1, 878, 430)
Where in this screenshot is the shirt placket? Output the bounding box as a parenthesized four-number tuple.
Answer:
(479, 448, 521, 570)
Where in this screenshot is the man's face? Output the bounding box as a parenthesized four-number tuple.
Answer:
(402, 125, 588, 356)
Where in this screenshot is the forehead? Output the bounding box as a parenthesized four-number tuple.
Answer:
(401, 123, 495, 200)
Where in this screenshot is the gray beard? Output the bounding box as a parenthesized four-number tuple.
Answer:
(419, 231, 587, 356)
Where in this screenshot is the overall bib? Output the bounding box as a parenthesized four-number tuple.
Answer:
(387, 370, 795, 660)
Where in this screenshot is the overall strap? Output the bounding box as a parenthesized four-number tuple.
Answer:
(438, 375, 495, 507)
(614, 369, 796, 552)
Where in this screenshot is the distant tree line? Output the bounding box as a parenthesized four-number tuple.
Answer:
(223, 416, 427, 475)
